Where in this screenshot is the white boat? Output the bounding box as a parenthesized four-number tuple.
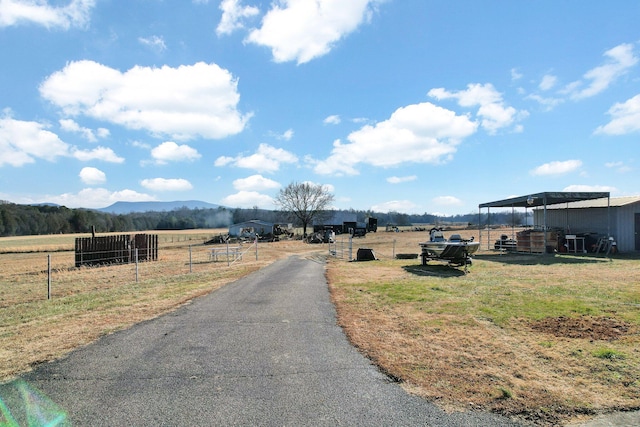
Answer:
(419, 229, 480, 267)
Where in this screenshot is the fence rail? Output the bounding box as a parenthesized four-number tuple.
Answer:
(0, 239, 260, 306)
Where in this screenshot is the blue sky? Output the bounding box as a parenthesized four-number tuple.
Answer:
(1, 0, 639, 216)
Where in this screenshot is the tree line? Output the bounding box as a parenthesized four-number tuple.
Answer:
(0, 200, 528, 238)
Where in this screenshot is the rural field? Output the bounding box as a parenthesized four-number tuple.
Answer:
(1, 227, 639, 426)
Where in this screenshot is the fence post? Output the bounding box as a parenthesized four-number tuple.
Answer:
(189, 245, 193, 273)
(255, 236, 258, 261)
(47, 254, 51, 300)
(226, 240, 230, 267)
(135, 248, 139, 283)
(348, 235, 353, 261)
(393, 239, 396, 259)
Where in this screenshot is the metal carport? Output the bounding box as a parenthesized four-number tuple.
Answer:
(478, 192, 610, 252)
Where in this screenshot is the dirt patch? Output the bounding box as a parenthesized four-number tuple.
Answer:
(529, 316, 632, 341)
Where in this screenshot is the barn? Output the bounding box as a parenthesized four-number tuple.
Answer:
(534, 195, 640, 253)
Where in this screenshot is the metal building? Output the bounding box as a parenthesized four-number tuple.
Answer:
(535, 196, 640, 252)
(228, 220, 274, 239)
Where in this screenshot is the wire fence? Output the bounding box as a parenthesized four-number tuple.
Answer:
(327, 234, 422, 261)
(0, 239, 263, 307)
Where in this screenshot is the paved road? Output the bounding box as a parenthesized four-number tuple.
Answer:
(5, 255, 522, 426)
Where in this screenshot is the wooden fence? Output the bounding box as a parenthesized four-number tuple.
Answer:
(75, 234, 158, 267)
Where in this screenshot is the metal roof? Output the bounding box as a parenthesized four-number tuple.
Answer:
(543, 195, 640, 210)
(478, 192, 610, 209)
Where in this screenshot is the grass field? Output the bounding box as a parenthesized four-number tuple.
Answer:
(1, 228, 639, 426)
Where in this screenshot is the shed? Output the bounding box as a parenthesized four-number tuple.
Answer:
(228, 220, 274, 239)
(313, 212, 357, 234)
(536, 196, 640, 252)
(478, 192, 611, 252)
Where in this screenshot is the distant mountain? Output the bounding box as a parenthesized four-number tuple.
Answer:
(98, 200, 222, 214)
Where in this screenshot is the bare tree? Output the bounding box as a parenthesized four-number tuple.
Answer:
(274, 182, 334, 237)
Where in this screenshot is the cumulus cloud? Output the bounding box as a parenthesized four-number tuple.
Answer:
(59, 118, 108, 142)
(214, 143, 298, 173)
(594, 93, 640, 135)
(0, 0, 95, 29)
(312, 102, 477, 176)
(530, 159, 582, 176)
(246, 0, 380, 64)
(140, 178, 193, 191)
(48, 188, 156, 209)
(428, 83, 526, 134)
(324, 115, 341, 125)
(233, 174, 281, 191)
(221, 190, 275, 209)
(79, 167, 106, 185)
(216, 0, 259, 36)
(387, 175, 416, 184)
(39, 60, 252, 141)
(72, 146, 124, 163)
(151, 141, 201, 164)
(565, 43, 638, 100)
(0, 116, 72, 166)
(0, 114, 122, 167)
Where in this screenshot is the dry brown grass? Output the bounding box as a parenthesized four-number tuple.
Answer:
(328, 227, 640, 426)
(0, 229, 318, 381)
(2, 227, 639, 426)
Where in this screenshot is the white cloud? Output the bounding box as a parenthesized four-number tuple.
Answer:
(387, 175, 416, 184)
(525, 93, 564, 111)
(370, 200, 418, 214)
(0, 116, 71, 167)
(72, 146, 124, 163)
(48, 188, 156, 209)
(217, 0, 259, 36)
(79, 167, 106, 185)
(221, 190, 275, 209)
(0, 0, 96, 29)
(530, 159, 582, 176)
(151, 141, 201, 164)
(565, 43, 638, 100)
(432, 195, 463, 206)
(138, 35, 167, 52)
(428, 83, 526, 134)
(313, 102, 477, 176)
(215, 143, 298, 173)
(511, 68, 523, 81)
(594, 93, 640, 135)
(59, 118, 108, 142)
(324, 115, 341, 125)
(39, 60, 252, 141)
(539, 74, 557, 91)
(563, 184, 618, 193)
(140, 178, 193, 191)
(246, 0, 381, 64)
(268, 128, 294, 140)
(605, 161, 632, 173)
(233, 174, 281, 191)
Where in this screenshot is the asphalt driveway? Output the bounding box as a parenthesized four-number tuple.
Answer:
(3, 255, 521, 426)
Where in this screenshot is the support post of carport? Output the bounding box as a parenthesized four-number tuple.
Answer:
(543, 193, 548, 254)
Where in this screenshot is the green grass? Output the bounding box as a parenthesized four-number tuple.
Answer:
(352, 255, 640, 327)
